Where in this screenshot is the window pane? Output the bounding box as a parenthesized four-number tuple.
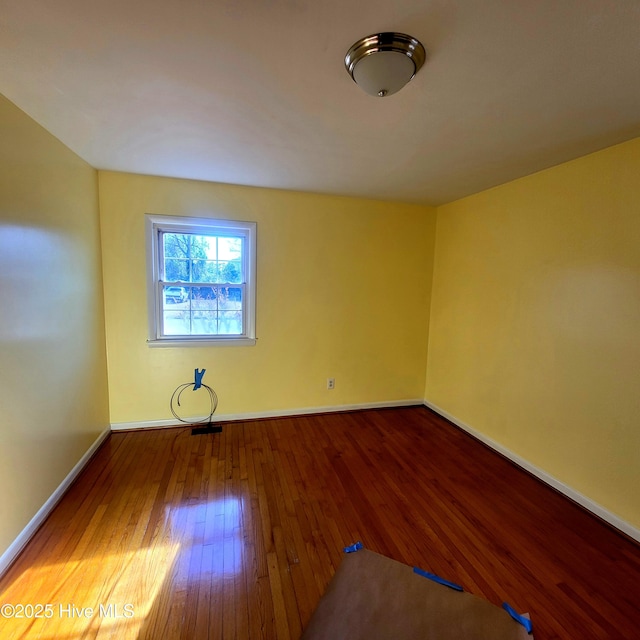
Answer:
(219, 310, 242, 335)
(161, 285, 243, 336)
(217, 237, 243, 282)
(218, 287, 243, 334)
(217, 237, 240, 260)
(218, 259, 242, 283)
(163, 285, 188, 304)
(162, 232, 244, 284)
(163, 234, 194, 281)
(164, 257, 189, 281)
(190, 286, 217, 302)
(162, 286, 190, 335)
(191, 309, 218, 334)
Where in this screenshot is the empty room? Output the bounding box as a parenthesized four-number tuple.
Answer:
(1, 1, 639, 638)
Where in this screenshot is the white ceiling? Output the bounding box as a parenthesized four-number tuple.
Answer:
(2, 0, 640, 206)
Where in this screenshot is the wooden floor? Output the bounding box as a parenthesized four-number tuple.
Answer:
(1, 407, 639, 639)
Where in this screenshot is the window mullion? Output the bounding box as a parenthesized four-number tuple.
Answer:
(157, 280, 165, 338)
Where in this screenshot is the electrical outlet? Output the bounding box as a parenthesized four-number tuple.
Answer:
(327, 378, 335, 390)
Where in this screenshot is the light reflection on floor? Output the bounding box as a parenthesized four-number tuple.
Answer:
(0, 542, 181, 640)
(0, 495, 247, 639)
(170, 496, 245, 579)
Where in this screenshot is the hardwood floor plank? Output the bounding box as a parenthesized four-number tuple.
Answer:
(266, 549, 291, 640)
(1, 407, 639, 639)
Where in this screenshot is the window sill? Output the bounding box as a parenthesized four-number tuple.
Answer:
(147, 337, 256, 348)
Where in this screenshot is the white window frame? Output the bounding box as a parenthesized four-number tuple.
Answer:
(145, 214, 256, 347)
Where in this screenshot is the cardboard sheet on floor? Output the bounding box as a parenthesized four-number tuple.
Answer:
(301, 548, 533, 640)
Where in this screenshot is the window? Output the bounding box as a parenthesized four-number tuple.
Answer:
(146, 214, 256, 346)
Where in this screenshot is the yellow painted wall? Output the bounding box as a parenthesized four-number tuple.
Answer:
(99, 172, 436, 424)
(426, 137, 640, 529)
(0, 95, 110, 556)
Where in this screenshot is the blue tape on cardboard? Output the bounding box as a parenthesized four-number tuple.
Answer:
(502, 602, 533, 634)
(413, 566, 464, 591)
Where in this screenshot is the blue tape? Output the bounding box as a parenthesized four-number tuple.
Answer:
(343, 541, 363, 553)
(502, 603, 533, 634)
(413, 567, 464, 591)
(194, 368, 206, 390)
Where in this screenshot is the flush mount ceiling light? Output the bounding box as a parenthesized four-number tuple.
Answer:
(345, 32, 426, 97)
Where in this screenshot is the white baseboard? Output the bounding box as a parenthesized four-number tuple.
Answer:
(423, 399, 640, 543)
(111, 398, 424, 431)
(0, 426, 111, 577)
